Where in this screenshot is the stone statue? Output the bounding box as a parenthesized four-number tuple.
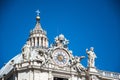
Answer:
(86, 47, 97, 68)
(54, 34, 69, 48)
(63, 38, 69, 48)
(35, 49, 51, 67)
(72, 56, 86, 72)
(22, 41, 30, 61)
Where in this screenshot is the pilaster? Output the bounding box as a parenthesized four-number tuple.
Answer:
(29, 70, 33, 80)
(48, 71, 52, 80)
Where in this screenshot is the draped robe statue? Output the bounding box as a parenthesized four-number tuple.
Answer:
(22, 41, 30, 61)
(86, 47, 97, 68)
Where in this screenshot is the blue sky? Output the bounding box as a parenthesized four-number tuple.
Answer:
(0, 0, 120, 73)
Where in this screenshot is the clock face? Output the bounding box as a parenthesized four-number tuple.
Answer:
(52, 49, 69, 66)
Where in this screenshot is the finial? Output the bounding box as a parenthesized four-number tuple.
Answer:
(36, 9, 40, 16)
(36, 9, 40, 21)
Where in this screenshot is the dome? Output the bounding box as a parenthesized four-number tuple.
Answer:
(0, 54, 22, 78)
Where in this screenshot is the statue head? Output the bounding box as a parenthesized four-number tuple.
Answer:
(90, 47, 94, 51)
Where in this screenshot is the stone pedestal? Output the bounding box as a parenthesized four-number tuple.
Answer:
(88, 67, 97, 73)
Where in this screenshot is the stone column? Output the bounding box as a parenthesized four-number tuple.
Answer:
(44, 38, 46, 48)
(31, 37, 34, 47)
(43, 37, 45, 47)
(29, 38, 32, 46)
(35, 37, 37, 47)
(44, 38, 46, 47)
(41, 37, 43, 47)
(46, 39, 48, 48)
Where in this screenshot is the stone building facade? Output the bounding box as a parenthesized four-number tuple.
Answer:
(0, 10, 120, 80)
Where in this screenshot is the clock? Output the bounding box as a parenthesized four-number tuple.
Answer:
(52, 49, 69, 66)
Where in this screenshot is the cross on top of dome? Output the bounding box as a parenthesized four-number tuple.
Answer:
(36, 9, 40, 16)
